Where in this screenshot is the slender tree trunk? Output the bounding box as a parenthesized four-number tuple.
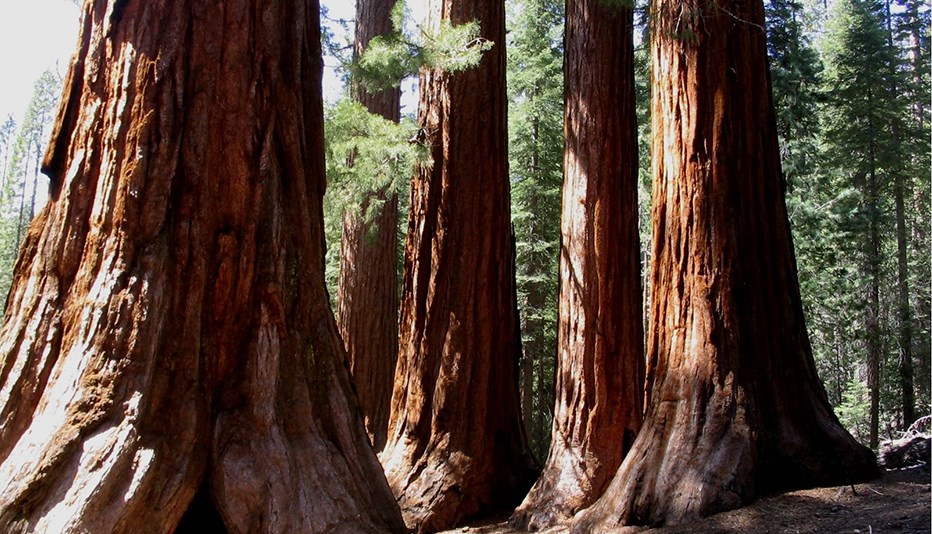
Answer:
(865, 92, 882, 449)
(573, 0, 879, 528)
(337, 0, 402, 453)
(12, 152, 29, 253)
(381, 1, 536, 531)
(520, 306, 536, 451)
(521, 276, 550, 461)
(882, 0, 915, 429)
(905, 0, 926, 126)
(520, 117, 548, 462)
(1, 148, 9, 193)
(511, 0, 643, 529)
(893, 146, 915, 430)
(534, 329, 553, 452)
(0, 1, 405, 532)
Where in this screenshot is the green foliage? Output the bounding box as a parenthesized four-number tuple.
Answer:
(766, 0, 823, 187)
(507, 0, 564, 461)
(322, 98, 424, 298)
(353, 1, 494, 92)
(634, 3, 652, 284)
(325, 98, 424, 215)
(767, 0, 930, 441)
(838, 377, 871, 443)
(0, 70, 62, 316)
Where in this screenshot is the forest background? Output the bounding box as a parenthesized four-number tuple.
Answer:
(0, 0, 928, 460)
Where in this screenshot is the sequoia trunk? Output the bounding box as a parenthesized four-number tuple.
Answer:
(0, 1, 405, 532)
(338, 0, 402, 453)
(510, 0, 643, 529)
(574, 0, 879, 528)
(380, 0, 536, 531)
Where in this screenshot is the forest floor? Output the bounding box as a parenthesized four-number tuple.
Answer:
(443, 466, 931, 534)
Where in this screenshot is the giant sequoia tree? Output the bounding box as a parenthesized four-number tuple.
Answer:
(337, 0, 402, 453)
(380, 0, 536, 531)
(510, 0, 643, 529)
(573, 0, 879, 528)
(0, 1, 405, 532)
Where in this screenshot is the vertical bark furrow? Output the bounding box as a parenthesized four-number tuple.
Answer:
(337, 0, 403, 452)
(573, 0, 878, 529)
(0, 1, 405, 533)
(510, 0, 644, 530)
(382, 1, 535, 531)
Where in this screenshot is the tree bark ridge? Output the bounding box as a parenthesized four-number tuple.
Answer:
(0, 1, 405, 532)
(572, 0, 879, 528)
(510, 0, 644, 529)
(382, 1, 536, 531)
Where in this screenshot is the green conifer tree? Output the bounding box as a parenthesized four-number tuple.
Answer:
(506, 0, 564, 460)
(821, 0, 905, 445)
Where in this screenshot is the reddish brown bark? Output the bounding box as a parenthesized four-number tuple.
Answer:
(573, 0, 879, 529)
(380, 1, 536, 531)
(510, 0, 643, 529)
(337, 0, 402, 453)
(0, 1, 405, 532)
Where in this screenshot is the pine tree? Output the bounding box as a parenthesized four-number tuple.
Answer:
(337, 0, 403, 453)
(0, 71, 62, 314)
(821, 0, 905, 445)
(765, 0, 822, 186)
(0, 116, 15, 190)
(506, 0, 564, 463)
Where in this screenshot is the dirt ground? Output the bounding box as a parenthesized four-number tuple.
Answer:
(443, 466, 931, 534)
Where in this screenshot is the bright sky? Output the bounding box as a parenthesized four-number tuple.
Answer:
(0, 0, 425, 124)
(0, 0, 80, 123)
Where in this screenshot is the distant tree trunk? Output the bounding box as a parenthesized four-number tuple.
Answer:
(573, 0, 879, 527)
(337, 0, 402, 453)
(520, 311, 536, 449)
(381, 0, 536, 531)
(0, 1, 405, 533)
(28, 145, 39, 221)
(510, 0, 643, 529)
(894, 177, 915, 427)
(533, 333, 553, 451)
(12, 150, 31, 252)
(881, 0, 915, 430)
(520, 117, 547, 462)
(864, 89, 882, 449)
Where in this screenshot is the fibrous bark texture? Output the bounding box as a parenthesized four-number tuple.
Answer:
(0, 1, 405, 533)
(381, 0, 536, 531)
(510, 0, 643, 530)
(573, 0, 879, 529)
(337, 0, 402, 453)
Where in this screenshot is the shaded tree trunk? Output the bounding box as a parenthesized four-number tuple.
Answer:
(381, 0, 536, 531)
(883, 0, 915, 430)
(864, 91, 882, 449)
(573, 0, 879, 528)
(520, 312, 536, 452)
(337, 0, 402, 453)
(894, 180, 914, 427)
(510, 0, 643, 529)
(0, 1, 405, 533)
